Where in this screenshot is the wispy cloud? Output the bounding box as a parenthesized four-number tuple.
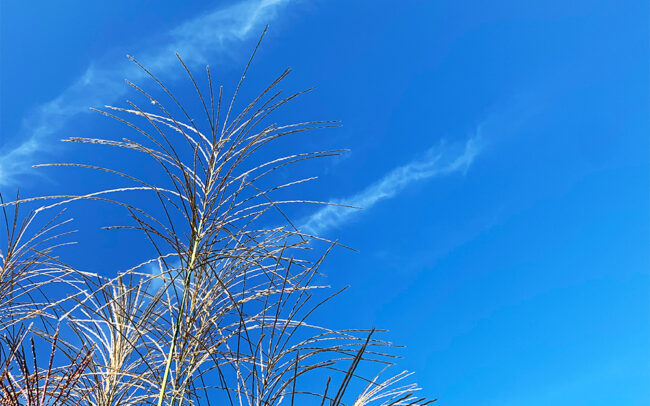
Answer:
(300, 135, 482, 235)
(0, 0, 291, 185)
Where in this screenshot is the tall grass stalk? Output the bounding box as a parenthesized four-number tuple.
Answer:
(0, 30, 435, 405)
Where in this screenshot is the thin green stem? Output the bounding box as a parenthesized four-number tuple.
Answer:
(156, 220, 203, 406)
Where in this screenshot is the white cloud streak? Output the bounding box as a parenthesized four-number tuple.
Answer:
(0, 0, 291, 185)
(300, 135, 482, 236)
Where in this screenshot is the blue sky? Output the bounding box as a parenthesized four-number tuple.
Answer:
(1, 0, 648, 404)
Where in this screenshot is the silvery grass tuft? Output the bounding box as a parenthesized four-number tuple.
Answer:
(0, 29, 436, 406)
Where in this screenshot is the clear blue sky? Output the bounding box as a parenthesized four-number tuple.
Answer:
(1, 0, 647, 404)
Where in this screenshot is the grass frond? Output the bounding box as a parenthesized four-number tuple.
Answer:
(0, 29, 433, 406)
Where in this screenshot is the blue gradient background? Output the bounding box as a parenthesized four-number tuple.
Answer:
(1, 1, 647, 404)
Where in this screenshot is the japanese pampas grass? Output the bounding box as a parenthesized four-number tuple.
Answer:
(0, 31, 435, 406)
